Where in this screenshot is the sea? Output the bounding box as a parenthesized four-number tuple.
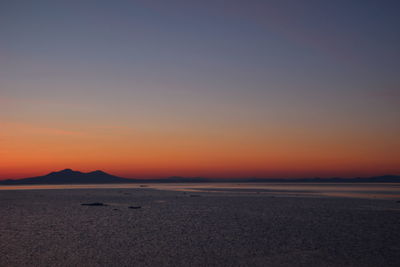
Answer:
(0, 183, 399, 200)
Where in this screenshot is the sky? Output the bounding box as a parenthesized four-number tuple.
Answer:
(1, 0, 399, 179)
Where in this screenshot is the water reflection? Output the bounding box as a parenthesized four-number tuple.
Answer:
(0, 183, 399, 199)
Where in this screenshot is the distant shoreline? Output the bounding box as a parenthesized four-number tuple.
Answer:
(1, 169, 399, 185)
(1, 175, 400, 185)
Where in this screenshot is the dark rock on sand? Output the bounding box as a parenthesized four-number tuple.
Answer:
(81, 202, 107, 206)
(128, 206, 141, 209)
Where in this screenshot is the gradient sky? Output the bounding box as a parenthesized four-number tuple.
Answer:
(1, 0, 399, 179)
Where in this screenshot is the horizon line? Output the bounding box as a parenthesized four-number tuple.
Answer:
(1, 168, 399, 181)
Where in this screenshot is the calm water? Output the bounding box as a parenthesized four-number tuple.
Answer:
(0, 183, 399, 199)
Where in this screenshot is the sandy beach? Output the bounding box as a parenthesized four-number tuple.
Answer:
(1, 187, 399, 267)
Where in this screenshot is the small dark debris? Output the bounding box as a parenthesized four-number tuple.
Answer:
(396, 200, 400, 203)
(189, 194, 201, 197)
(81, 202, 107, 206)
(113, 209, 120, 211)
(129, 206, 141, 209)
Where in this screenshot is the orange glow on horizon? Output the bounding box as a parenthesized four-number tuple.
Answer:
(1, 120, 399, 180)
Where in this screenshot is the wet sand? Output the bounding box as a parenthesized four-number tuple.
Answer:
(1, 188, 399, 267)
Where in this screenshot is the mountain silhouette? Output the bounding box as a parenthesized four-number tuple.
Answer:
(0, 169, 131, 185)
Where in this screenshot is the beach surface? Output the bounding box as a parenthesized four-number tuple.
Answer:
(1, 187, 399, 267)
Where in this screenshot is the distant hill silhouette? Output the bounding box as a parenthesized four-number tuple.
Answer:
(0, 169, 399, 185)
(242, 175, 400, 183)
(0, 169, 130, 185)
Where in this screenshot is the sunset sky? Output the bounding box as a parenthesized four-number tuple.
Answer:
(1, 0, 399, 179)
